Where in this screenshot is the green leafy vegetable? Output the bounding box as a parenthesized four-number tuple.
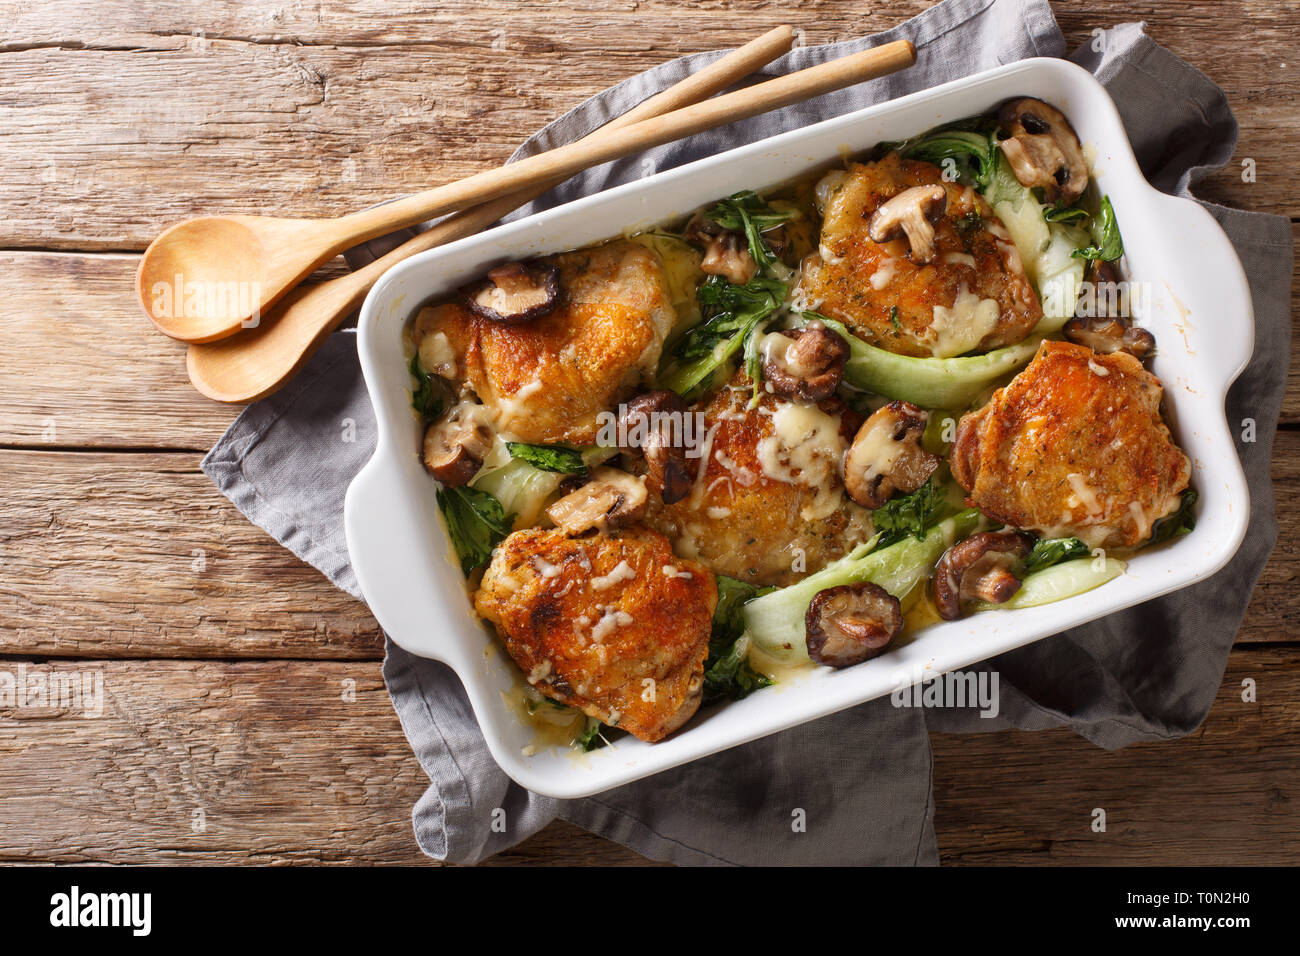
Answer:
(436, 485, 514, 575)
(575, 716, 606, 752)
(982, 149, 1035, 209)
(703, 190, 797, 274)
(745, 509, 984, 661)
(704, 637, 773, 703)
(1071, 195, 1124, 262)
(409, 352, 442, 420)
(1022, 537, 1091, 573)
(506, 442, 588, 475)
(872, 479, 947, 548)
(801, 313, 1040, 409)
(894, 126, 1000, 187)
(1148, 489, 1198, 545)
(659, 275, 785, 400)
(742, 319, 770, 407)
(1044, 203, 1090, 224)
(888, 306, 902, 333)
(703, 576, 775, 703)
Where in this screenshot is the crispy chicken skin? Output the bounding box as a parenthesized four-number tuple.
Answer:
(641, 370, 874, 587)
(798, 153, 1042, 358)
(951, 340, 1191, 549)
(474, 527, 716, 743)
(414, 240, 675, 445)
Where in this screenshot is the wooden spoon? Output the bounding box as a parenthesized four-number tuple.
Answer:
(185, 25, 800, 402)
(141, 37, 916, 344)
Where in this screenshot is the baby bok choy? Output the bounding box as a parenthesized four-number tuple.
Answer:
(975, 555, 1126, 611)
(469, 438, 615, 530)
(744, 509, 984, 662)
(800, 313, 1041, 409)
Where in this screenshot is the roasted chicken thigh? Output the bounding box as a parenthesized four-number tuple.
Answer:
(951, 340, 1191, 549)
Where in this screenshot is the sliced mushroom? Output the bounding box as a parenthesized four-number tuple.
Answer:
(805, 582, 903, 668)
(1064, 316, 1156, 360)
(685, 215, 757, 285)
(867, 184, 948, 264)
(843, 401, 941, 509)
(545, 466, 648, 536)
(617, 391, 694, 504)
(932, 530, 1036, 620)
(997, 97, 1089, 205)
(422, 402, 494, 486)
(761, 325, 849, 403)
(465, 260, 561, 324)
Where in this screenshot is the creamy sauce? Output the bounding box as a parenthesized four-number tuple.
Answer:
(591, 560, 636, 590)
(928, 283, 1001, 358)
(1066, 473, 1105, 516)
(755, 401, 847, 520)
(869, 257, 898, 290)
(591, 607, 634, 643)
(417, 329, 457, 379)
(492, 378, 544, 427)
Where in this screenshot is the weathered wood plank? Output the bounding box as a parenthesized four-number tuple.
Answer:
(0, 449, 382, 659)
(0, 425, 1295, 659)
(0, 1, 1294, 251)
(0, 661, 431, 864)
(0, 649, 1291, 865)
(933, 645, 1300, 865)
(0, 253, 241, 449)
(0, 221, 1294, 453)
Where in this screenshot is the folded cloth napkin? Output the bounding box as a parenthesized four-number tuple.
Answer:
(203, 0, 1292, 865)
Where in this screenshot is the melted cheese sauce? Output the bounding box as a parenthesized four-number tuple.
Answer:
(928, 283, 1001, 358)
(755, 401, 847, 520)
(1066, 472, 1105, 516)
(417, 330, 457, 379)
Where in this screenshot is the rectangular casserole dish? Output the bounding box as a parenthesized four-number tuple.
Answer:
(345, 56, 1253, 799)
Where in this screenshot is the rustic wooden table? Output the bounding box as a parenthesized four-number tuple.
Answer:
(1, 0, 1295, 866)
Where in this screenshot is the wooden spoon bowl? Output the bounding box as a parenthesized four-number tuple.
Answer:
(136, 215, 324, 343)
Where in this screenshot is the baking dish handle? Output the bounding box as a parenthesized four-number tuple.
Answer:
(344, 452, 475, 670)
(1146, 191, 1256, 393)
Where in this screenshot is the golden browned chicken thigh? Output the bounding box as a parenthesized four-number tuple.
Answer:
(951, 340, 1191, 549)
(798, 153, 1042, 358)
(640, 370, 874, 587)
(474, 527, 716, 743)
(413, 240, 676, 445)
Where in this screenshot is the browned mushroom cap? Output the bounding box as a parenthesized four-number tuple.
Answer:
(545, 466, 648, 536)
(422, 403, 494, 486)
(867, 184, 948, 264)
(465, 260, 561, 324)
(1063, 316, 1156, 361)
(997, 97, 1089, 205)
(932, 529, 1036, 620)
(761, 325, 850, 403)
(844, 401, 941, 509)
(685, 214, 758, 285)
(805, 582, 903, 668)
(617, 390, 694, 505)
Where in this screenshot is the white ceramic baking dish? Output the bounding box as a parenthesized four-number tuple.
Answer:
(345, 57, 1253, 799)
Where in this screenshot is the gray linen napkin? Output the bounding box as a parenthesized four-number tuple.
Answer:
(203, 0, 1292, 865)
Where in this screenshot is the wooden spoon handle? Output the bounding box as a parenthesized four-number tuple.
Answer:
(328, 39, 916, 248)
(187, 26, 803, 402)
(354, 23, 804, 269)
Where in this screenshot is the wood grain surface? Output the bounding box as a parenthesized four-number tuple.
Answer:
(0, 0, 1295, 866)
